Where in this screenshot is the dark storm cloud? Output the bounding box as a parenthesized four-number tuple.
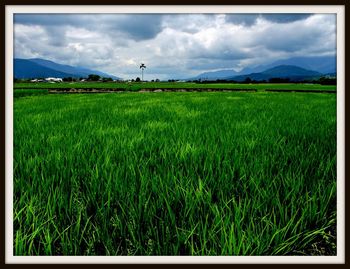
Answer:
(14, 14, 89, 26)
(14, 14, 164, 41)
(103, 15, 163, 40)
(262, 14, 312, 23)
(225, 13, 312, 26)
(225, 14, 258, 26)
(260, 30, 322, 53)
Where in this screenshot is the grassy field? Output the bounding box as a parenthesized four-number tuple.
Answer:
(13, 91, 336, 256)
(14, 81, 336, 91)
(14, 89, 48, 98)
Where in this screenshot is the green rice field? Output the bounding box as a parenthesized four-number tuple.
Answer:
(14, 81, 336, 91)
(13, 91, 337, 255)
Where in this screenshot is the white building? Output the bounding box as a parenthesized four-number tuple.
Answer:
(45, 77, 63, 82)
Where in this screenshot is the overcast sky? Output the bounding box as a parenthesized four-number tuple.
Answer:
(14, 13, 336, 80)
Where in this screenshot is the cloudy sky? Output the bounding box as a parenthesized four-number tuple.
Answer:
(14, 13, 336, 79)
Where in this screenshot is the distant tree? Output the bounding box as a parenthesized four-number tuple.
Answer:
(318, 76, 336, 85)
(244, 77, 252, 83)
(102, 77, 113, 82)
(88, 74, 101, 81)
(63, 77, 73, 82)
(155, 79, 160, 82)
(135, 77, 141, 82)
(268, 77, 290, 83)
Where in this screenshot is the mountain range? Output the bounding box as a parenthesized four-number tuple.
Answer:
(228, 65, 323, 82)
(14, 58, 120, 80)
(14, 55, 336, 82)
(190, 56, 336, 81)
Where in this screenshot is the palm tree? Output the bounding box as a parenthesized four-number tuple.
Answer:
(140, 63, 146, 82)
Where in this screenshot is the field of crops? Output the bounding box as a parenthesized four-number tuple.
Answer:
(13, 91, 336, 256)
(14, 81, 336, 91)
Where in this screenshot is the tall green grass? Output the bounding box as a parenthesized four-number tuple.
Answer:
(14, 89, 48, 98)
(14, 92, 336, 255)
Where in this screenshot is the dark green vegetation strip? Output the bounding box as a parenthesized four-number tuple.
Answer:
(47, 88, 257, 93)
(14, 82, 336, 92)
(14, 89, 48, 98)
(14, 92, 336, 255)
(48, 89, 124, 94)
(266, 89, 336, 94)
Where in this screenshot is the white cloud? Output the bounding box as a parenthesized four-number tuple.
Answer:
(14, 13, 336, 79)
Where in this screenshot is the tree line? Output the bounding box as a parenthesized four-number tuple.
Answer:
(190, 76, 336, 85)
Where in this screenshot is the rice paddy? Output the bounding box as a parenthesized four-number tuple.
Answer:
(13, 91, 337, 256)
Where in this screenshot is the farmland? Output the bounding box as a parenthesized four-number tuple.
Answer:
(13, 89, 337, 256)
(14, 81, 336, 91)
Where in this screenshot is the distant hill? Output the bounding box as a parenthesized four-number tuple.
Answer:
(228, 65, 323, 82)
(14, 58, 120, 79)
(260, 56, 336, 74)
(237, 55, 336, 76)
(14, 59, 74, 79)
(190, 55, 336, 81)
(189, 69, 239, 80)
